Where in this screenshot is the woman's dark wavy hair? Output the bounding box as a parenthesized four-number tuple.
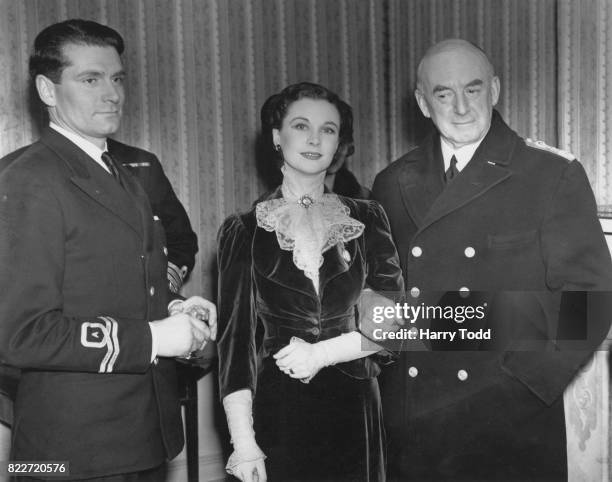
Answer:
(29, 19, 124, 83)
(260, 82, 354, 169)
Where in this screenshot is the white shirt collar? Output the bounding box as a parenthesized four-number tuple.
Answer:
(440, 137, 484, 173)
(49, 123, 110, 173)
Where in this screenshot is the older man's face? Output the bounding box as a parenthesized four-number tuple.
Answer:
(415, 47, 499, 149)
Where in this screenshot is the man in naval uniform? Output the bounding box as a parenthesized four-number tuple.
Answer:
(372, 38, 612, 481)
(0, 19, 215, 480)
(0, 140, 198, 296)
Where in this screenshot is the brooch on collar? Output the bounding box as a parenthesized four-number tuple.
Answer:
(297, 195, 315, 208)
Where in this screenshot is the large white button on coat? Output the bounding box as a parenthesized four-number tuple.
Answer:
(149, 286, 155, 296)
(411, 246, 423, 257)
(410, 287, 420, 298)
(457, 369, 468, 381)
(408, 367, 419, 378)
(464, 246, 475, 258)
(459, 287, 470, 298)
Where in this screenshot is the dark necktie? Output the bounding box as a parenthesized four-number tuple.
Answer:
(445, 155, 459, 183)
(101, 151, 120, 181)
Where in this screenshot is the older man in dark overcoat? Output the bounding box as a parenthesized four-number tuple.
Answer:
(372, 39, 612, 481)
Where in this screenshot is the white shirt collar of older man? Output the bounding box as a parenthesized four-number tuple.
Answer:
(440, 137, 484, 173)
(49, 122, 111, 174)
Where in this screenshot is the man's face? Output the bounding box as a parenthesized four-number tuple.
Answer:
(37, 43, 126, 148)
(415, 47, 499, 149)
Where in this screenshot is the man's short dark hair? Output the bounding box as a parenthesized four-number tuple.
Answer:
(29, 19, 124, 83)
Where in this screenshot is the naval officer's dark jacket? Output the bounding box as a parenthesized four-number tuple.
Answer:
(372, 111, 612, 481)
(0, 138, 198, 428)
(108, 138, 198, 290)
(0, 128, 184, 478)
(0, 138, 198, 292)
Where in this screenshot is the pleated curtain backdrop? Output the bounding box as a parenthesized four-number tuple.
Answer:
(1, 2, 612, 478)
(558, 0, 612, 207)
(0, 0, 573, 301)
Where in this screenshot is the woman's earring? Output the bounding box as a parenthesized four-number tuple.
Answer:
(274, 144, 281, 152)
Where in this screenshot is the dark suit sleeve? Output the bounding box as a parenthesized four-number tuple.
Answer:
(502, 159, 612, 405)
(0, 166, 152, 374)
(217, 215, 258, 399)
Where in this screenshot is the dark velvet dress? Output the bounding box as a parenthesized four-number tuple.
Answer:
(217, 189, 404, 481)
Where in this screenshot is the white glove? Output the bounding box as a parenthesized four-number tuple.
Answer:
(168, 296, 217, 346)
(223, 389, 267, 482)
(150, 311, 211, 358)
(273, 332, 378, 382)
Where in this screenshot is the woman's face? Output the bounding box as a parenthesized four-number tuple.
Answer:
(273, 98, 340, 176)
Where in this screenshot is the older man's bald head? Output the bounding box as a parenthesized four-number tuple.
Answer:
(414, 38, 500, 149)
(416, 39, 495, 91)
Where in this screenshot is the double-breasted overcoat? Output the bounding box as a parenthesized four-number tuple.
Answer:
(372, 111, 612, 480)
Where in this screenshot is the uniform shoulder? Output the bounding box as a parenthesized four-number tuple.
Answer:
(523, 138, 576, 163)
(0, 142, 67, 197)
(0, 145, 30, 173)
(1, 141, 60, 177)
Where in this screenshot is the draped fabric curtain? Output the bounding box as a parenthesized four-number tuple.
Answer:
(557, 2, 612, 480)
(1, 0, 610, 479)
(387, 0, 558, 158)
(558, 0, 612, 206)
(0, 0, 567, 300)
(0, 0, 393, 301)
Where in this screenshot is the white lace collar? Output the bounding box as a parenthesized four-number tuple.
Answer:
(256, 176, 364, 293)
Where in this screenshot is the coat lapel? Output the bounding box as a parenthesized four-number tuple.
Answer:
(115, 160, 152, 251)
(319, 237, 357, 291)
(401, 112, 519, 234)
(252, 225, 316, 298)
(420, 157, 511, 231)
(41, 128, 144, 239)
(397, 136, 445, 228)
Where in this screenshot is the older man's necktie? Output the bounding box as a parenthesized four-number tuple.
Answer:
(101, 151, 120, 181)
(445, 155, 459, 184)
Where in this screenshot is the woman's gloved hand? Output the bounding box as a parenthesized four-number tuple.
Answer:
(273, 336, 330, 382)
(223, 389, 267, 482)
(274, 332, 377, 383)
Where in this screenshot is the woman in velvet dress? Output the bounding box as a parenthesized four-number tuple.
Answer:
(217, 82, 404, 482)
